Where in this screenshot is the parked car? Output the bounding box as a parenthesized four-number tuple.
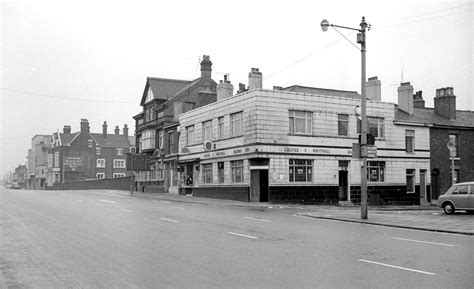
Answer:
(10, 182, 21, 190)
(437, 182, 474, 214)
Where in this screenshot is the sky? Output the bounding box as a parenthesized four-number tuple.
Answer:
(1, 0, 473, 173)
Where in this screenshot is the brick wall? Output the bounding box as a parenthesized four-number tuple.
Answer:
(50, 176, 131, 191)
(430, 128, 474, 199)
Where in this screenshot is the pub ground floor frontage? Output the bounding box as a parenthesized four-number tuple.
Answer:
(178, 144, 431, 205)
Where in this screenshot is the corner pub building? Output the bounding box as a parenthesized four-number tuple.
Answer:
(178, 71, 431, 205)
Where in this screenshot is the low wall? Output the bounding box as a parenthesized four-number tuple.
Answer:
(191, 186, 250, 202)
(50, 177, 132, 191)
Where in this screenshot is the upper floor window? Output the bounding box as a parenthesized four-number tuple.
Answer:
(338, 114, 349, 136)
(141, 129, 156, 150)
(230, 112, 243, 137)
(113, 159, 126, 168)
(202, 120, 212, 141)
(54, 152, 59, 168)
(218, 117, 225, 139)
(158, 130, 164, 148)
(96, 147, 101, 155)
(405, 130, 415, 153)
(449, 134, 458, 157)
(116, 148, 123, 156)
(97, 159, 105, 168)
(289, 110, 312, 134)
(358, 117, 385, 138)
(88, 139, 93, 148)
(185, 125, 195, 145)
(168, 131, 174, 149)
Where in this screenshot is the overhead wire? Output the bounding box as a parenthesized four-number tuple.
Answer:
(1, 87, 136, 104)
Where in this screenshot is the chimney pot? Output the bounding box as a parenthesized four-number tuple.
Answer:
(366, 76, 381, 101)
(398, 82, 414, 115)
(248, 67, 263, 90)
(115, 125, 120, 135)
(123, 124, 129, 137)
(102, 121, 108, 138)
(434, 87, 456, 120)
(200, 55, 212, 79)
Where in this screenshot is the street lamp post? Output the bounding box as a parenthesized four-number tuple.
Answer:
(321, 17, 370, 219)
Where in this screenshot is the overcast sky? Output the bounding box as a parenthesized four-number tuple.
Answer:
(1, 0, 473, 173)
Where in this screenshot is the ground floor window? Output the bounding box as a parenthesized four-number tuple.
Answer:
(367, 161, 385, 182)
(113, 173, 126, 178)
(202, 163, 213, 184)
(218, 162, 225, 183)
(231, 160, 243, 183)
(289, 159, 313, 182)
(97, 173, 105, 179)
(406, 169, 415, 193)
(54, 173, 60, 183)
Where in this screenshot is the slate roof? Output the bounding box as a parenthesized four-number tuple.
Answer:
(140, 77, 191, 105)
(91, 133, 134, 148)
(282, 85, 360, 99)
(59, 132, 79, 145)
(395, 107, 474, 128)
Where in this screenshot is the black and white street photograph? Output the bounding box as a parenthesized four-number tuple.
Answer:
(1, 0, 473, 288)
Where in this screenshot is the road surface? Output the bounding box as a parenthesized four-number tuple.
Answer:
(1, 188, 473, 288)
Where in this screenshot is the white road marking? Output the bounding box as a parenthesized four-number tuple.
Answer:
(161, 218, 179, 223)
(358, 259, 436, 275)
(228, 232, 258, 239)
(99, 199, 116, 204)
(171, 206, 185, 210)
(121, 209, 133, 213)
(95, 204, 105, 207)
(244, 216, 271, 222)
(392, 237, 454, 247)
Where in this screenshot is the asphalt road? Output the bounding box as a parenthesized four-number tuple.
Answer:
(1, 188, 473, 289)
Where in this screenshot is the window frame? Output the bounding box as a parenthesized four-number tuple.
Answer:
(405, 130, 415, 153)
(289, 159, 313, 182)
(289, 110, 312, 135)
(337, 114, 349, 136)
(406, 169, 415, 193)
(202, 163, 213, 184)
(367, 161, 385, 183)
(116, 148, 123, 156)
(230, 112, 243, 137)
(231, 160, 244, 183)
(113, 173, 126, 178)
(202, 120, 213, 142)
(97, 158, 106, 168)
(218, 117, 225, 139)
(113, 159, 126, 168)
(96, 173, 105, 179)
(185, 125, 195, 145)
(449, 134, 458, 157)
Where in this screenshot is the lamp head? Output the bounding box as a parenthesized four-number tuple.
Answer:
(321, 19, 330, 32)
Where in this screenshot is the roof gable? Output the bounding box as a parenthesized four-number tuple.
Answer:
(91, 133, 132, 148)
(140, 77, 191, 106)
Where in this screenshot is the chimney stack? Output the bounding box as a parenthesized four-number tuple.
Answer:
(248, 68, 262, 90)
(102, 121, 108, 138)
(200, 55, 212, 79)
(413, 91, 425, 108)
(366, 76, 381, 101)
(123, 124, 129, 137)
(397, 82, 414, 115)
(114, 125, 120, 135)
(63, 125, 71, 134)
(237, 83, 247, 94)
(217, 74, 234, 101)
(434, 87, 456, 120)
(80, 119, 90, 133)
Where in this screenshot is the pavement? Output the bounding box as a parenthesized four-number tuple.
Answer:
(100, 190, 474, 236)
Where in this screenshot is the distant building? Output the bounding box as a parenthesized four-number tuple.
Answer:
(133, 55, 217, 193)
(394, 85, 474, 201)
(178, 70, 430, 205)
(46, 119, 134, 186)
(26, 135, 52, 189)
(14, 165, 28, 189)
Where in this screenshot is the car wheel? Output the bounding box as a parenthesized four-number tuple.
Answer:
(443, 203, 455, 214)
